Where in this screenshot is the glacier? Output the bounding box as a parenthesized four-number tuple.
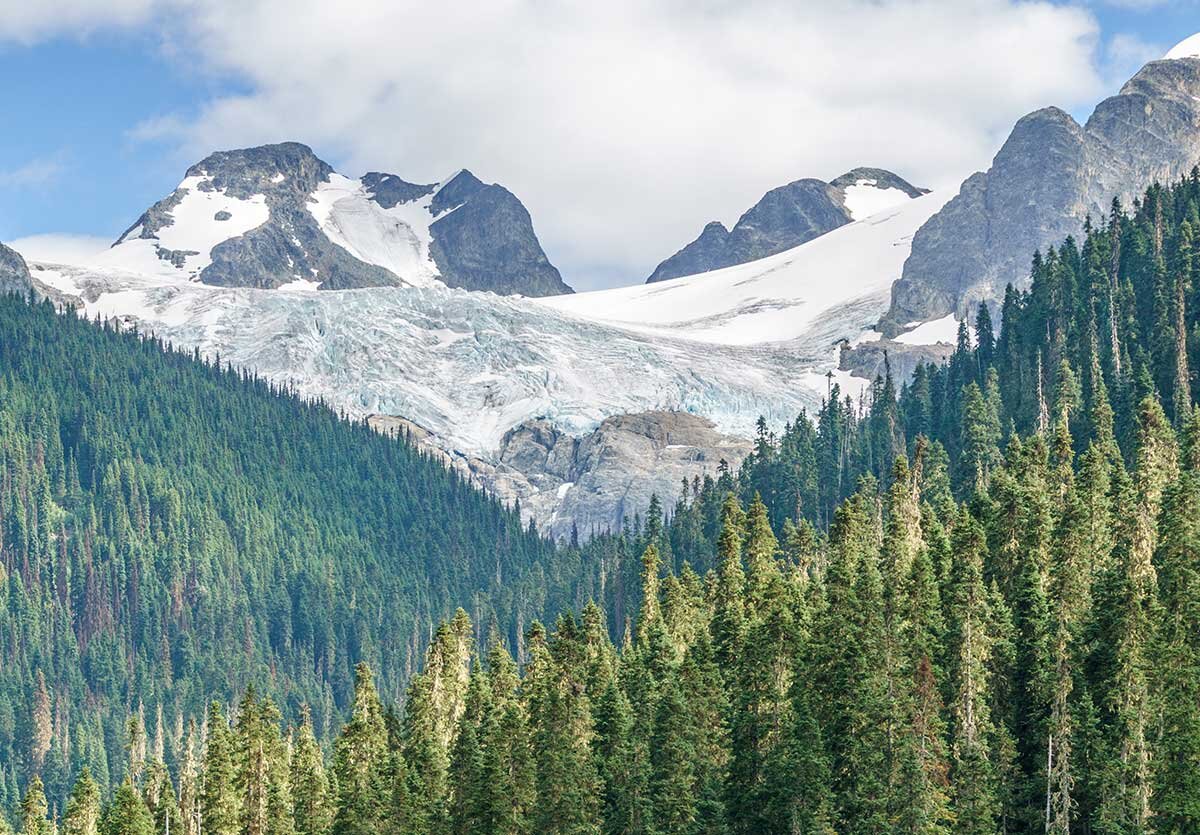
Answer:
(20, 182, 954, 535)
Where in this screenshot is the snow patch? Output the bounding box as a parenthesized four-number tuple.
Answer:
(893, 313, 961, 346)
(841, 180, 913, 221)
(1165, 33, 1200, 60)
(98, 175, 269, 278)
(307, 174, 442, 288)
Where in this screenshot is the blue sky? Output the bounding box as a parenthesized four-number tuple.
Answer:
(1, 1, 1198, 288)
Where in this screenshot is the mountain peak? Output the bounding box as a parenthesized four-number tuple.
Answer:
(830, 167, 929, 199)
(97, 145, 570, 296)
(646, 166, 926, 283)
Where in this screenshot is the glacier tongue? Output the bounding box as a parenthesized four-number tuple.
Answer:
(32, 261, 852, 457)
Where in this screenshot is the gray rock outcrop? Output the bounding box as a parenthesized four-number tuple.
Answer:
(371, 410, 751, 541)
(426, 170, 573, 297)
(647, 167, 926, 283)
(0, 242, 32, 295)
(888, 56, 1200, 328)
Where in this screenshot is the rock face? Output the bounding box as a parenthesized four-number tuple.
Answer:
(372, 410, 751, 541)
(495, 411, 751, 539)
(0, 243, 32, 295)
(888, 55, 1200, 328)
(112, 142, 571, 296)
(647, 167, 926, 283)
(427, 170, 572, 296)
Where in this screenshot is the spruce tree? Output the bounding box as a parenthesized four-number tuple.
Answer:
(201, 703, 239, 835)
(291, 708, 331, 835)
(102, 779, 154, 835)
(1150, 407, 1200, 829)
(331, 665, 389, 835)
(63, 769, 101, 835)
(946, 512, 1000, 835)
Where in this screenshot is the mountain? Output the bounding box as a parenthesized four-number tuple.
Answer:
(646, 166, 927, 283)
(104, 142, 572, 296)
(886, 39, 1200, 328)
(22, 185, 945, 539)
(0, 241, 31, 294)
(25, 171, 1200, 835)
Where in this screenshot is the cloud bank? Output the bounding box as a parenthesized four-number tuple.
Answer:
(4, 0, 1113, 288)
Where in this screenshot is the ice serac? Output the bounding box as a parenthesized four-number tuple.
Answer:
(889, 51, 1200, 328)
(0, 242, 32, 295)
(646, 167, 926, 283)
(106, 142, 571, 296)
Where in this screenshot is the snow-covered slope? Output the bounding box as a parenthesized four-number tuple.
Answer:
(644, 166, 928, 283)
(102, 142, 572, 296)
(24, 185, 949, 455)
(542, 188, 951, 347)
(306, 172, 441, 288)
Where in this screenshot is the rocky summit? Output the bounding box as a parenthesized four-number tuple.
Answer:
(646, 166, 926, 283)
(108, 142, 571, 296)
(887, 52, 1200, 329)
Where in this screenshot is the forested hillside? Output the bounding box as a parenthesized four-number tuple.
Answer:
(6, 170, 1200, 834)
(0, 297, 608, 813)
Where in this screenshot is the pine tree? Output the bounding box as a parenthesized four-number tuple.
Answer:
(63, 769, 101, 835)
(332, 664, 389, 835)
(102, 779, 154, 835)
(291, 707, 331, 835)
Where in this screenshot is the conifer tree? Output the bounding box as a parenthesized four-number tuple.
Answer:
(1099, 397, 1177, 832)
(201, 703, 239, 835)
(525, 622, 600, 835)
(102, 779, 154, 835)
(18, 776, 51, 835)
(331, 665, 389, 835)
(63, 769, 101, 835)
(946, 512, 1000, 835)
(291, 708, 331, 835)
(1150, 407, 1200, 829)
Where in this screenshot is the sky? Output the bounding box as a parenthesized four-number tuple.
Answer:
(0, 1, 1197, 291)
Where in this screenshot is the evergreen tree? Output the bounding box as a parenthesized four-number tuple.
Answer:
(331, 665, 389, 835)
(19, 777, 51, 835)
(63, 769, 101, 835)
(102, 779, 153, 835)
(291, 708, 331, 835)
(201, 703, 239, 835)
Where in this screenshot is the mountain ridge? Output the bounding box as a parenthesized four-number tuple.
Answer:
(887, 52, 1200, 328)
(108, 142, 573, 297)
(646, 166, 926, 283)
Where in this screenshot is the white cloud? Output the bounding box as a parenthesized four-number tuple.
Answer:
(1103, 32, 1167, 86)
(17, 0, 1112, 288)
(8, 234, 111, 265)
(0, 156, 65, 189)
(0, 0, 156, 43)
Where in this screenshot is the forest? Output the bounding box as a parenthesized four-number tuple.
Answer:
(4, 169, 1200, 833)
